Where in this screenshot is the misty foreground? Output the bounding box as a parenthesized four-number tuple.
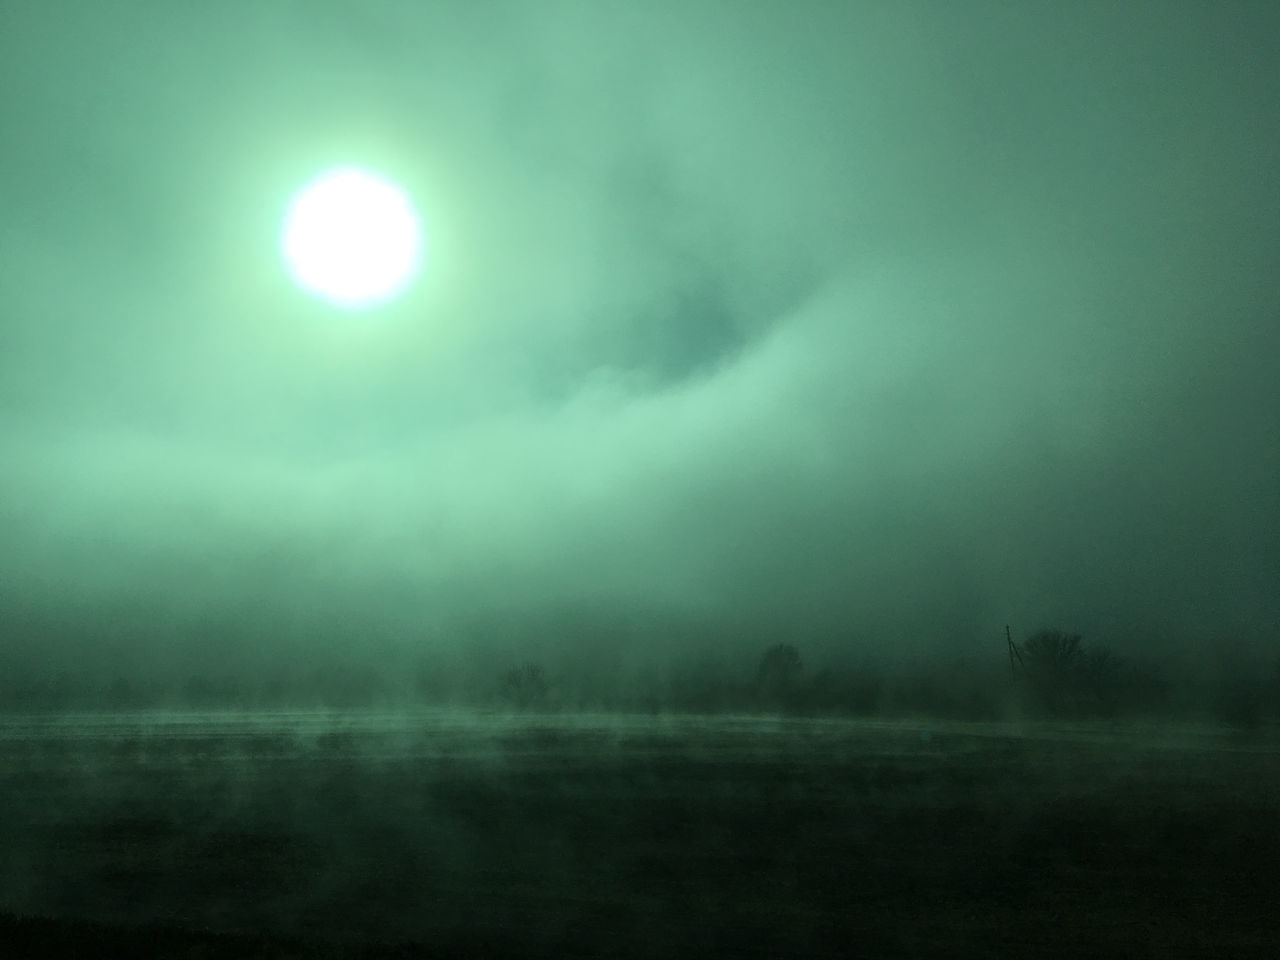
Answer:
(1, 711, 1277, 958)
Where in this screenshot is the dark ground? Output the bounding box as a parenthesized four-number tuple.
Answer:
(1, 711, 1277, 958)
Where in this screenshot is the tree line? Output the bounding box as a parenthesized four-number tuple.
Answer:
(1, 629, 1277, 727)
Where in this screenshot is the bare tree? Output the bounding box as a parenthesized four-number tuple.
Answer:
(1018, 629, 1083, 715)
(1014, 628, 1121, 716)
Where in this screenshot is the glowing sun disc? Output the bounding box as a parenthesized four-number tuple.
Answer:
(281, 167, 423, 309)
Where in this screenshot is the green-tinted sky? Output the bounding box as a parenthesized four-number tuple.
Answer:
(2, 1, 1277, 677)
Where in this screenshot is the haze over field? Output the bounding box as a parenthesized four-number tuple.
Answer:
(1, 2, 1277, 686)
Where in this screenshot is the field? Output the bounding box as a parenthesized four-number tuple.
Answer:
(1, 710, 1278, 958)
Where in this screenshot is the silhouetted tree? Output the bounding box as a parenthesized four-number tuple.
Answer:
(1018, 629, 1083, 714)
(755, 643, 803, 710)
(500, 663, 550, 710)
(1016, 629, 1121, 717)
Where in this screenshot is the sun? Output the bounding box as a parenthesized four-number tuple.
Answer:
(281, 166, 423, 309)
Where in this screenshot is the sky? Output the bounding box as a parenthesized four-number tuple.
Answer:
(1, 1, 1277, 682)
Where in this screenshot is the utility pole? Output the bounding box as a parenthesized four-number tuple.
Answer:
(1006, 624, 1025, 677)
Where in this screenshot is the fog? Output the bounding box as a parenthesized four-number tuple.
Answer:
(2, 1, 1277, 697)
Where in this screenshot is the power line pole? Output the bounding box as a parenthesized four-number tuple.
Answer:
(1006, 624, 1025, 677)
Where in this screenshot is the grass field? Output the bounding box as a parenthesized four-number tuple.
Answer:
(1, 710, 1277, 958)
